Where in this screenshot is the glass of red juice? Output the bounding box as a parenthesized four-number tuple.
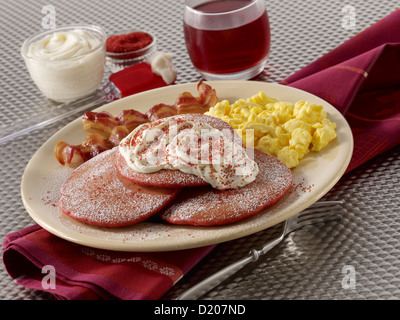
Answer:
(183, 0, 271, 80)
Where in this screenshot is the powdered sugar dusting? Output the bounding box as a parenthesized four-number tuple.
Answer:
(38, 166, 72, 208)
(60, 148, 179, 227)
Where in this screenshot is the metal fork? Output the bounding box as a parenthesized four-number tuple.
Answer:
(176, 200, 343, 300)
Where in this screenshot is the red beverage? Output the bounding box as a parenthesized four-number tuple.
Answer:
(184, 0, 270, 77)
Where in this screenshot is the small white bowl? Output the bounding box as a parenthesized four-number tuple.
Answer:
(21, 25, 106, 103)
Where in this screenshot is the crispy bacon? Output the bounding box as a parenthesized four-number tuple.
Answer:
(55, 133, 114, 166)
(54, 141, 87, 167)
(108, 125, 130, 147)
(82, 109, 148, 138)
(81, 133, 110, 156)
(82, 111, 119, 137)
(197, 81, 218, 106)
(116, 110, 149, 132)
(175, 92, 207, 114)
(146, 103, 178, 122)
(176, 81, 218, 114)
(55, 81, 219, 167)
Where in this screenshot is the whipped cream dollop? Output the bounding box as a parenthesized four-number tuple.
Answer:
(26, 29, 101, 60)
(119, 117, 259, 189)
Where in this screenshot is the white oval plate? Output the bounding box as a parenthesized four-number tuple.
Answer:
(21, 81, 353, 252)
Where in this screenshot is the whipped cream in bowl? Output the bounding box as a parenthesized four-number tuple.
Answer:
(21, 25, 106, 102)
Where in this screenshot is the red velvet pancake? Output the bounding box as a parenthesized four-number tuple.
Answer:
(158, 149, 293, 226)
(60, 148, 180, 228)
(116, 114, 243, 188)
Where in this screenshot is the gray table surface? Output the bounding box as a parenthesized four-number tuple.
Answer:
(1, 0, 399, 300)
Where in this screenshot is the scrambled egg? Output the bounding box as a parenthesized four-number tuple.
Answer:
(205, 91, 337, 168)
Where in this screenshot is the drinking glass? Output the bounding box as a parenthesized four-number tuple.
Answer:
(183, 0, 271, 80)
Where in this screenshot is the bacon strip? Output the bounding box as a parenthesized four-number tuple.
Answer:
(197, 81, 218, 107)
(54, 129, 127, 167)
(108, 125, 130, 147)
(176, 82, 218, 114)
(82, 110, 148, 138)
(54, 141, 87, 167)
(55, 81, 218, 167)
(117, 110, 149, 132)
(82, 111, 119, 137)
(146, 103, 178, 122)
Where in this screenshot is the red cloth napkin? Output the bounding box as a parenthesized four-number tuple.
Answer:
(3, 10, 400, 300)
(282, 9, 400, 173)
(2, 225, 215, 299)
